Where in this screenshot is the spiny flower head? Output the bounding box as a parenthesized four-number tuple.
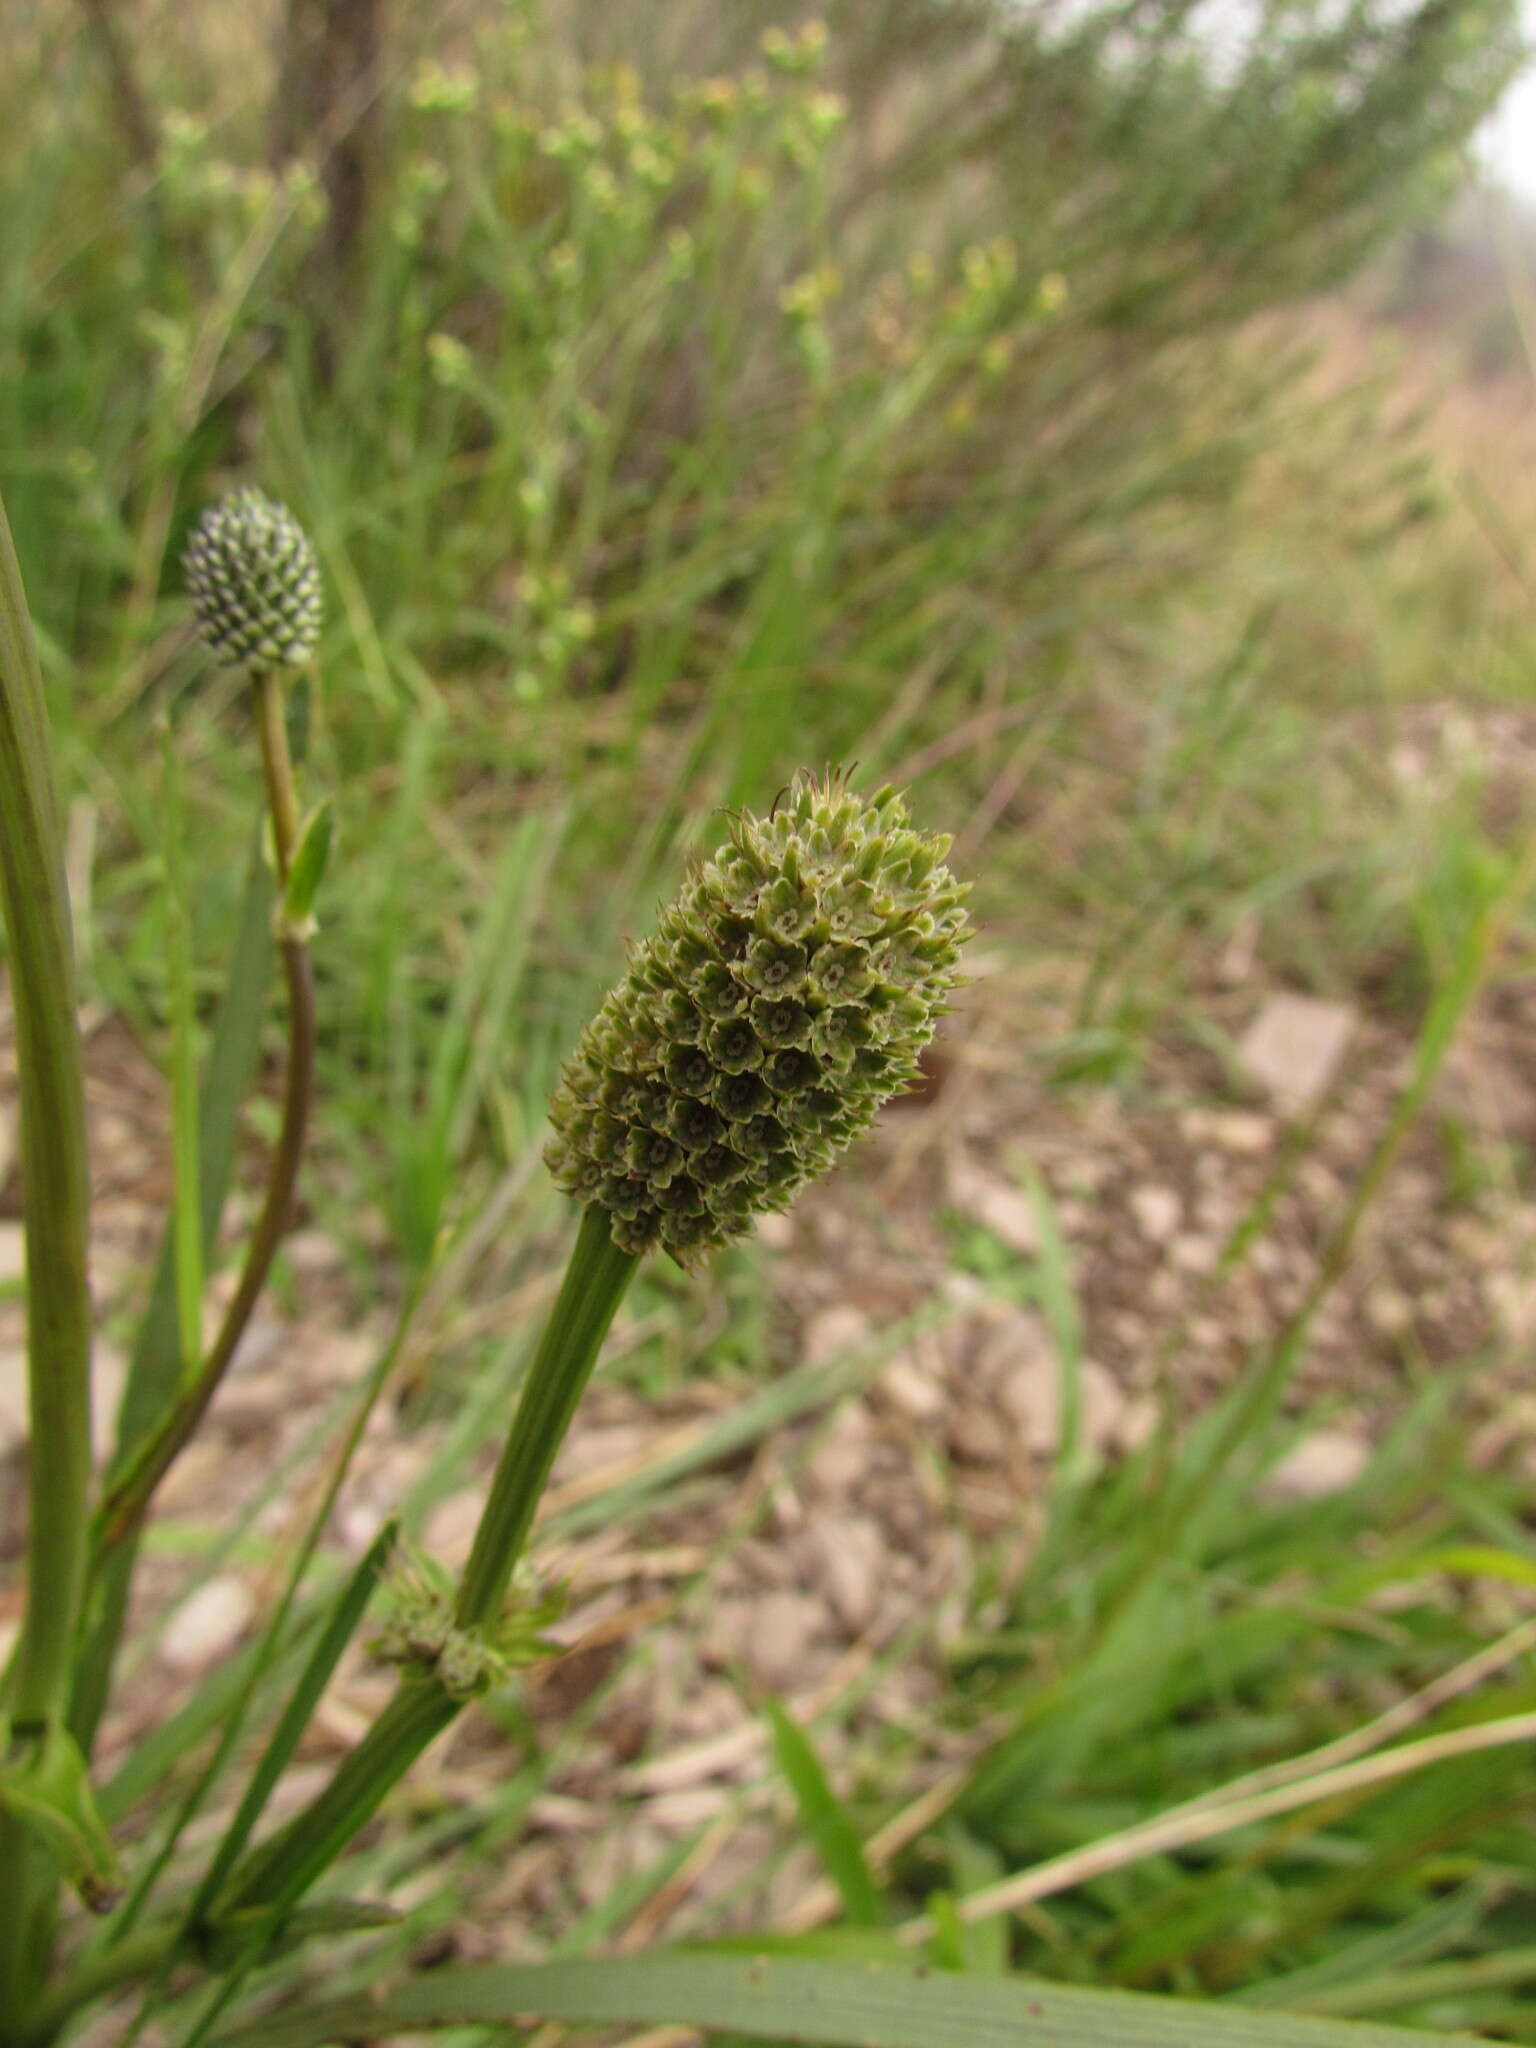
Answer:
(183, 487, 322, 674)
(546, 771, 971, 1261)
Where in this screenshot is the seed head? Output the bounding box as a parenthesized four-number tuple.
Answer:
(546, 771, 971, 1261)
(183, 487, 322, 674)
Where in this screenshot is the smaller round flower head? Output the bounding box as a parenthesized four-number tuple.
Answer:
(183, 487, 323, 674)
(546, 771, 971, 1261)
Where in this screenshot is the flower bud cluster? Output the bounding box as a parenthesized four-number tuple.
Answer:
(546, 772, 970, 1261)
(183, 487, 322, 674)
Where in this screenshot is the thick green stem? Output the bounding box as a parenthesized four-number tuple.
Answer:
(456, 1206, 639, 1629)
(217, 1207, 637, 1924)
(212, 1676, 458, 1928)
(0, 489, 95, 2021)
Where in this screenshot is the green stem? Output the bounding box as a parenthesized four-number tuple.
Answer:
(217, 1207, 637, 1924)
(91, 673, 314, 1559)
(208, 1676, 459, 1930)
(91, 935, 316, 1556)
(254, 670, 301, 879)
(456, 1206, 638, 1629)
(0, 488, 94, 2019)
(69, 829, 274, 1758)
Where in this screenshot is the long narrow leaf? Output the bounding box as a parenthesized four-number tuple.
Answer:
(442, 808, 565, 1163)
(97, 1630, 311, 1827)
(207, 1952, 1457, 2048)
(110, 1276, 430, 1954)
(190, 1518, 398, 1923)
(766, 1700, 882, 1928)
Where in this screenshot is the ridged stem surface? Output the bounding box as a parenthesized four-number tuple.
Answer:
(0, 487, 94, 2028)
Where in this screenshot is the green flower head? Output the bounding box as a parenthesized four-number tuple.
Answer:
(183, 486, 322, 674)
(546, 771, 971, 1261)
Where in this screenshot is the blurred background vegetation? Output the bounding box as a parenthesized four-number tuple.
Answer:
(18, 0, 1536, 2037)
(2, 0, 1524, 1202)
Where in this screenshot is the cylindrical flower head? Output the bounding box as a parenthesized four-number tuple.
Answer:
(546, 771, 971, 1261)
(183, 486, 322, 673)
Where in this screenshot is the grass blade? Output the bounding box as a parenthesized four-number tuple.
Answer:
(189, 1517, 399, 1926)
(766, 1699, 882, 1928)
(205, 1951, 1462, 2048)
(108, 1271, 431, 1954)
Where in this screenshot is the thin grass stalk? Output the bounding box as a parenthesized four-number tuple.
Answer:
(102, 1271, 430, 1963)
(1093, 820, 1536, 1639)
(93, 678, 315, 1556)
(70, 833, 275, 1756)
(35, 1286, 429, 2045)
(897, 1708, 1536, 1943)
(0, 486, 94, 2023)
(160, 723, 205, 1389)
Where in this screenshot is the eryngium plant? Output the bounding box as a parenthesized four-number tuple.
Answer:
(546, 772, 970, 1261)
(197, 775, 970, 1942)
(0, 653, 974, 2033)
(88, 491, 326, 1572)
(182, 486, 322, 674)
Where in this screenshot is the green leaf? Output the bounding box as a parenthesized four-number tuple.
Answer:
(934, 1823, 1008, 1973)
(766, 1698, 882, 1926)
(1409, 1544, 1536, 1589)
(189, 1518, 399, 1932)
(211, 1894, 401, 1960)
(924, 1891, 969, 1972)
(205, 1952, 1463, 2048)
(0, 484, 96, 1979)
(280, 800, 334, 934)
(0, 1725, 120, 1911)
